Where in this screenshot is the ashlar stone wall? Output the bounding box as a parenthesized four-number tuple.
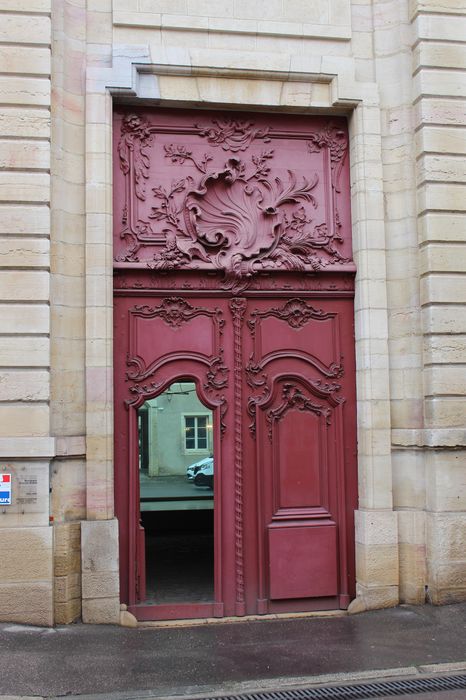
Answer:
(0, 0, 464, 625)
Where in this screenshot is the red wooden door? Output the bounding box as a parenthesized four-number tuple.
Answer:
(113, 108, 357, 620)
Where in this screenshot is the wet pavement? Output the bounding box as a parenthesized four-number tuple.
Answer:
(0, 603, 465, 699)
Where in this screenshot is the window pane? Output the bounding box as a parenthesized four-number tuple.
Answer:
(186, 437, 195, 449)
(198, 436, 207, 449)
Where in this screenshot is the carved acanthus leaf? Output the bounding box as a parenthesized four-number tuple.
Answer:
(118, 114, 157, 201)
(195, 119, 271, 152)
(247, 299, 330, 335)
(266, 383, 332, 440)
(116, 115, 353, 277)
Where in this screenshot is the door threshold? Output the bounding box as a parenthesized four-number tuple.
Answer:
(137, 609, 347, 629)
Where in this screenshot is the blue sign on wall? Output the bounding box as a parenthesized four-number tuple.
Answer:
(0, 473, 12, 505)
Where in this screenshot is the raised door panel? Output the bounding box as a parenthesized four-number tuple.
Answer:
(243, 296, 354, 608)
(268, 523, 338, 600)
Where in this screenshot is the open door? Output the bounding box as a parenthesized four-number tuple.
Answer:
(113, 107, 358, 621)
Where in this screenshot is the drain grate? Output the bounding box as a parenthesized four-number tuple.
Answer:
(215, 674, 466, 700)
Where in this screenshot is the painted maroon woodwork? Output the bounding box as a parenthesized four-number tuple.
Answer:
(113, 108, 357, 621)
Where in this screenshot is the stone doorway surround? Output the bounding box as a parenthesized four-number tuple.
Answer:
(81, 49, 396, 623)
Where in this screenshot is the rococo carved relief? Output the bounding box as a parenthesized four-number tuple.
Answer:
(245, 298, 345, 437)
(125, 297, 228, 433)
(114, 113, 354, 291)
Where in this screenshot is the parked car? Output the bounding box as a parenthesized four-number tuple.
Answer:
(193, 459, 213, 489)
(186, 456, 213, 482)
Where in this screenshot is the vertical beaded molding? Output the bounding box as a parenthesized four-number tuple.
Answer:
(229, 297, 247, 615)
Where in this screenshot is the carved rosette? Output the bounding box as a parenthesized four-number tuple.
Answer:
(115, 114, 353, 286)
(229, 297, 247, 614)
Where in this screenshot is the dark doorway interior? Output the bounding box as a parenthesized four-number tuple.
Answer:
(142, 510, 214, 604)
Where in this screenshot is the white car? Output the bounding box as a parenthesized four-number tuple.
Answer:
(186, 456, 213, 482)
(193, 459, 213, 489)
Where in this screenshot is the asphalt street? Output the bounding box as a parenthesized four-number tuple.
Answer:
(0, 603, 465, 699)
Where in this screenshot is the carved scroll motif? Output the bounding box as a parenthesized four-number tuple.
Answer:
(245, 299, 345, 437)
(115, 115, 353, 286)
(195, 118, 271, 152)
(125, 298, 228, 432)
(307, 123, 348, 240)
(229, 297, 247, 614)
(266, 383, 332, 441)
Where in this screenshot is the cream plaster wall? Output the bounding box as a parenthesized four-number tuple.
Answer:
(0, 0, 464, 624)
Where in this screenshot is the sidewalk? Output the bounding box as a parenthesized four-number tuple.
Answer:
(1, 603, 466, 699)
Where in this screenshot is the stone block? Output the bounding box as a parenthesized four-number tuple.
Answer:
(420, 274, 466, 304)
(0, 172, 50, 204)
(423, 306, 466, 334)
(356, 543, 399, 587)
(0, 526, 52, 582)
(81, 519, 119, 573)
(0, 337, 49, 367)
(0, 405, 50, 438)
(418, 155, 466, 184)
(0, 371, 49, 402)
(392, 451, 426, 510)
(411, 0, 466, 13)
(0, 582, 53, 626)
(0, 14, 51, 44)
(51, 461, 86, 524)
(414, 42, 466, 71)
(421, 244, 466, 275)
(0, 107, 50, 138)
(0, 238, 50, 269)
(415, 98, 466, 128)
(415, 13, 466, 43)
(349, 583, 399, 613)
(0, 76, 50, 107)
(54, 597, 81, 625)
(425, 366, 466, 396)
(417, 126, 466, 156)
(0, 204, 50, 235)
(54, 522, 81, 577)
(82, 571, 119, 599)
(82, 596, 120, 624)
(0, 46, 51, 76)
(426, 450, 466, 512)
(425, 397, 466, 429)
(54, 573, 81, 603)
(424, 334, 466, 365)
(0, 139, 50, 171)
(398, 542, 426, 605)
(0, 270, 49, 302)
(0, 0, 50, 9)
(355, 510, 398, 546)
(418, 183, 466, 214)
(427, 512, 466, 562)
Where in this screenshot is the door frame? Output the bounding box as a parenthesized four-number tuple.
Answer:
(82, 63, 398, 623)
(114, 285, 358, 621)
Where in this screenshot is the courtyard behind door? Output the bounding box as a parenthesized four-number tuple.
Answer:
(113, 108, 357, 621)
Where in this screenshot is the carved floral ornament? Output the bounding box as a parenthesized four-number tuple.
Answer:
(244, 298, 345, 438)
(124, 297, 228, 433)
(115, 114, 353, 291)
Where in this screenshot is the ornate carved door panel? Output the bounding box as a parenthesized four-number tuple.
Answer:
(113, 108, 357, 620)
(242, 296, 356, 611)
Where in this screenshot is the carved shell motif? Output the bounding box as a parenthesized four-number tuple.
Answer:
(116, 115, 352, 284)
